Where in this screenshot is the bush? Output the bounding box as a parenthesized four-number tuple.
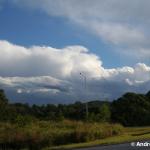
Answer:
(13, 115, 34, 127)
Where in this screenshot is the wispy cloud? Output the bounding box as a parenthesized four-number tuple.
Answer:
(10, 0, 150, 58)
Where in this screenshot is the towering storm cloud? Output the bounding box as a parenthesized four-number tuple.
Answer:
(0, 40, 150, 104)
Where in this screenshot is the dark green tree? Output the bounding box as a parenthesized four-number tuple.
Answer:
(98, 103, 111, 122)
(0, 89, 9, 121)
(0, 89, 8, 105)
(111, 92, 150, 126)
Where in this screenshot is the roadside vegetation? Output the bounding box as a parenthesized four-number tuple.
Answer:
(47, 126, 150, 150)
(0, 89, 150, 149)
(0, 121, 123, 149)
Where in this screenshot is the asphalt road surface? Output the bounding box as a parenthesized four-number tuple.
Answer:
(75, 141, 150, 150)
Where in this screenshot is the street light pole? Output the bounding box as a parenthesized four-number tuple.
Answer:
(80, 73, 89, 120)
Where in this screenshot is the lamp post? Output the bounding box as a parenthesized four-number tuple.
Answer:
(80, 73, 89, 120)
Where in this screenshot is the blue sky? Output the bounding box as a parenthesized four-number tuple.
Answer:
(0, 1, 138, 68)
(0, 0, 150, 104)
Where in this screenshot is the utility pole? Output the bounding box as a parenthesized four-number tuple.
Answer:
(80, 73, 89, 120)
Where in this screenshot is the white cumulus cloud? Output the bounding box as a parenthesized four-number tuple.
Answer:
(0, 40, 150, 103)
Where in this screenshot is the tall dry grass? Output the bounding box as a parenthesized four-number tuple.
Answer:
(0, 120, 124, 149)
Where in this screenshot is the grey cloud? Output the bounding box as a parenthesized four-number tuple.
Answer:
(9, 0, 150, 58)
(12, 0, 150, 23)
(3, 76, 150, 104)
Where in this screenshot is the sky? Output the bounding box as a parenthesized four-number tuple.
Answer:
(1, 0, 150, 104)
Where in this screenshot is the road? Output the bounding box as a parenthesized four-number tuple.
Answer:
(75, 141, 150, 150)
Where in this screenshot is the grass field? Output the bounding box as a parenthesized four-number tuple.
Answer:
(44, 126, 150, 150)
(0, 120, 150, 150)
(0, 120, 123, 150)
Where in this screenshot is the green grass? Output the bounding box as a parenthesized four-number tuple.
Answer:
(44, 126, 150, 150)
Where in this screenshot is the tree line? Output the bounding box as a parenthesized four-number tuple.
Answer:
(0, 89, 150, 126)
